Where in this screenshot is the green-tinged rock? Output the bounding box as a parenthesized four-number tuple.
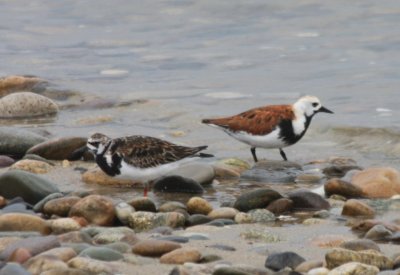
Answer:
(240, 229, 281, 243)
(0, 127, 47, 157)
(0, 170, 60, 204)
(233, 188, 283, 212)
(79, 247, 124, 261)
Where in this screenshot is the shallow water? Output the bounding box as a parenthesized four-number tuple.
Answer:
(1, 1, 400, 203)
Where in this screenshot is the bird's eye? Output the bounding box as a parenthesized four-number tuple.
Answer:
(312, 102, 318, 107)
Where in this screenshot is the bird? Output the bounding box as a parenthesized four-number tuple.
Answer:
(202, 95, 333, 162)
(86, 133, 213, 197)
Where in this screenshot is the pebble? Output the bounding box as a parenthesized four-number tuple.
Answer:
(209, 244, 236, 251)
(351, 167, 400, 198)
(153, 175, 204, 193)
(79, 247, 124, 261)
(247, 209, 275, 223)
(342, 199, 375, 217)
(166, 163, 215, 186)
(0, 155, 15, 168)
(240, 229, 280, 243)
(128, 211, 185, 232)
(103, 242, 131, 253)
(325, 248, 393, 270)
(69, 195, 115, 226)
(43, 196, 81, 217)
(288, 189, 330, 210)
(57, 231, 92, 244)
(295, 260, 323, 273)
(0, 170, 60, 204)
(86, 226, 138, 245)
(324, 178, 364, 198)
(81, 168, 136, 187)
(156, 235, 189, 243)
(365, 224, 393, 241)
(208, 207, 239, 220)
(10, 159, 52, 174)
(187, 197, 213, 215)
(266, 198, 294, 215)
(0, 75, 45, 96)
(33, 193, 64, 213)
(233, 188, 283, 212)
(160, 248, 201, 264)
(213, 158, 251, 178)
(327, 262, 379, 275)
(7, 247, 32, 263)
(128, 197, 157, 212)
(308, 267, 330, 275)
(40, 267, 88, 275)
(158, 201, 187, 213)
(38, 247, 77, 262)
(241, 159, 302, 183)
(322, 165, 362, 178)
(0, 127, 46, 157)
(26, 137, 87, 160)
(0, 263, 30, 275)
(188, 214, 213, 226)
(132, 239, 181, 257)
(311, 235, 353, 248)
(0, 235, 60, 260)
(24, 255, 68, 274)
(115, 202, 135, 225)
(340, 239, 381, 252)
(67, 257, 113, 274)
(0, 92, 58, 118)
(48, 218, 84, 234)
(0, 213, 50, 235)
(265, 251, 306, 271)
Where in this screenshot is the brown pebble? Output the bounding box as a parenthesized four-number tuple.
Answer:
(7, 248, 32, 263)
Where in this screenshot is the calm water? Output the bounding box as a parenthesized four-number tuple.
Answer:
(1, 0, 400, 192)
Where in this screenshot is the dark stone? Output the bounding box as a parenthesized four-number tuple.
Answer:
(156, 236, 189, 243)
(187, 214, 212, 226)
(265, 251, 306, 271)
(0, 127, 46, 158)
(26, 137, 88, 161)
(209, 244, 236, 251)
(287, 189, 330, 210)
(324, 178, 364, 198)
(0, 171, 60, 205)
(205, 220, 225, 227)
(200, 254, 223, 263)
(212, 267, 251, 275)
(128, 197, 157, 212)
(0, 155, 15, 168)
(340, 239, 381, 252)
(212, 219, 236, 225)
(234, 188, 283, 212)
(153, 175, 204, 194)
(323, 165, 362, 178)
(266, 198, 293, 215)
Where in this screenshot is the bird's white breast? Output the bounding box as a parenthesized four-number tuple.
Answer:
(225, 128, 287, 148)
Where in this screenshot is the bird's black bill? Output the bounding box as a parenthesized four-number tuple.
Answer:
(318, 106, 334, 114)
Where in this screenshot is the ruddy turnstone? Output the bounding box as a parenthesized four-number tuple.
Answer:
(86, 133, 213, 196)
(202, 95, 333, 162)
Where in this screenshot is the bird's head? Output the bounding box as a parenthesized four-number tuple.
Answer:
(87, 133, 111, 155)
(294, 95, 333, 117)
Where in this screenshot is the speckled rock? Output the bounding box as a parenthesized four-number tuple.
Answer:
(128, 197, 157, 212)
(328, 262, 379, 275)
(324, 178, 364, 198)
(0, 92, 58, 118)
(340, 239, 381, 252)
(0, 127, 47, 157)
(128, 211, 185, 232)
(90, 226, 139, 245)
(69, 195, 115, 226)
(247, 209, 275, 223)
(82, 168, 136, 187)
(26, 137, 88, 161)
(0, 170, 60, 204)
(342, 199, 375, 217)
(208, 207, 239, 220)
(0, 213, 50, 234)
(132, 240, 181, 257)
(48, 218, 84, 234)
(187, 197, 213, 215)
(265, 251, 306, 271)
(325, 248, 393, 270)
(10, 159, 52, 174)
(160, 248, 201, 264)
(43, 196, 81, 217)
(351, 167, 400, 198)
(233, 188, 283, 212)
(115, 202, 135, 225)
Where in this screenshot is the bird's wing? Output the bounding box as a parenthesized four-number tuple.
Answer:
(110, 136, 206, 168)
(203, 105, 295, 135)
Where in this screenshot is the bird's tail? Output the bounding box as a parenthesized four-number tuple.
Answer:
(196, 145, 214, 158)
